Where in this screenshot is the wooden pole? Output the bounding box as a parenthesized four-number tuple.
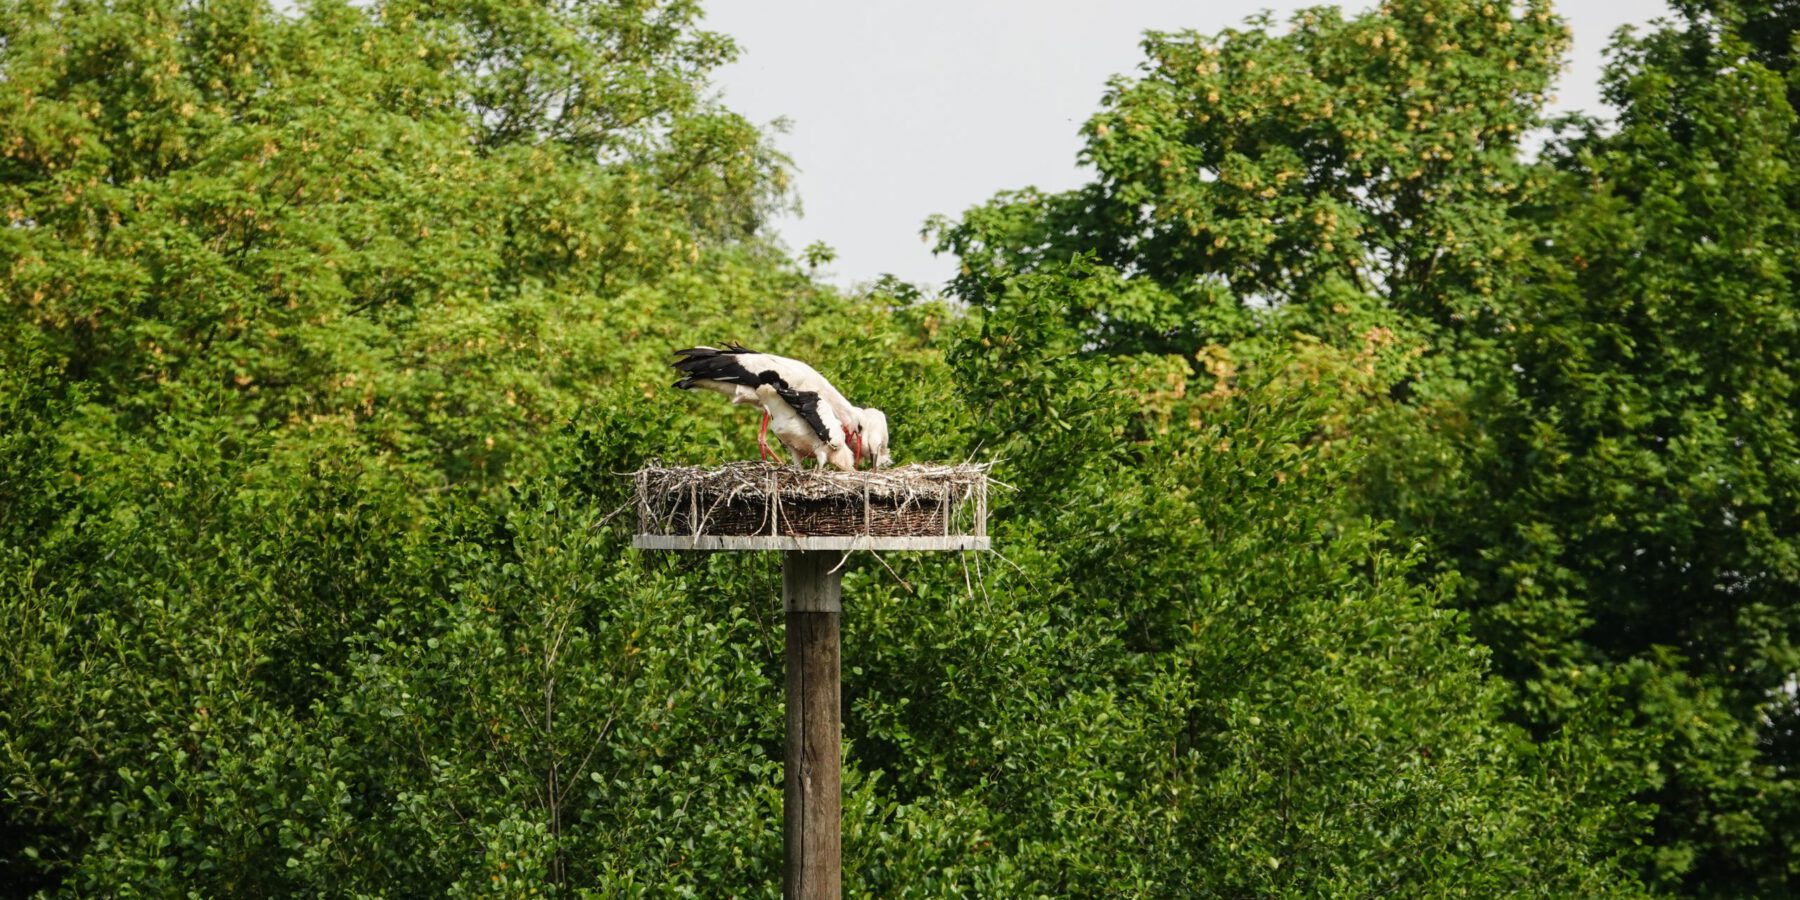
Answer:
(782, 550, 842, 900)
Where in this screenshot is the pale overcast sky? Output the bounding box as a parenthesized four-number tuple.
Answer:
(704, 0, 1671, 289)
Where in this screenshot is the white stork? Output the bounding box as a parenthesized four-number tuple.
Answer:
(671, 344, 886, 470)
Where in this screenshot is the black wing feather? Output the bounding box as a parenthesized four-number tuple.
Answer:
(768, 381, 832, 444)
(670, 344, 761, 390)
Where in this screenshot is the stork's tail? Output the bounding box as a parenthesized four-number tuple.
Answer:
(670, 343, 759, 390)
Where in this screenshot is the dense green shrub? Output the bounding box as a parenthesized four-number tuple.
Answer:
(932, 0, 1800, 893)
(4, 0, 1758, 895)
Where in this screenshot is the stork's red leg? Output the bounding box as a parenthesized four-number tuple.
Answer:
(757, 409, 773, 460)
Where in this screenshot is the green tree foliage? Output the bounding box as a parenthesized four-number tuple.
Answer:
(863, 261, 1647, 895)
(0, 0, 1710, 895)
(0, 0, 787, 481)
(930, 0, 1567, 355)
(1371, 3, 1800, 891)
(934, 0, 1800, 894)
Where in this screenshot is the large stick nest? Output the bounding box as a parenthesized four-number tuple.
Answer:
(634, 461, 991, 538)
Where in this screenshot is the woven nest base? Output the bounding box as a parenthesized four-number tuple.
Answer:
(668, 496, 946, 537)
(635, 461, 988, 540)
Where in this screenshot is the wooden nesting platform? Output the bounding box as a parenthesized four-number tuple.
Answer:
(632, 461, 991, 552)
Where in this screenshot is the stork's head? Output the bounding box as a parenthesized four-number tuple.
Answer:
(858, 408, 892, 469)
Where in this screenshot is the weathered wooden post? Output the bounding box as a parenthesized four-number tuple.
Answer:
(633, 463, 990, 900)
(782, 550, 841, 896)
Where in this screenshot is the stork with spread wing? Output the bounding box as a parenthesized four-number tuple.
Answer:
(671, 344, 890, 470)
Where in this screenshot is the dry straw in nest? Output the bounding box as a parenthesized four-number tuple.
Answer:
(635, 461, 991, 539)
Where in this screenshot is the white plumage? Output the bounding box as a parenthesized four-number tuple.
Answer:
(756, 384, 855, 469)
